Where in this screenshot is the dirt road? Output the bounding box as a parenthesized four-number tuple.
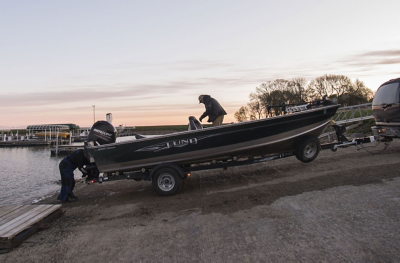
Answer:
(2, 140, 400, 262)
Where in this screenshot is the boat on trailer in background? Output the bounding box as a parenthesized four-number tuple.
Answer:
(83, 97, 340, 196)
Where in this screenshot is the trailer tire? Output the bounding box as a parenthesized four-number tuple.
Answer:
(295, 136, 320, 163)
(152, 168, 182, 196)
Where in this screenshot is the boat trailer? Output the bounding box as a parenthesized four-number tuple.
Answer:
(83, 122, 389, 196)
(83, 152, 298, 195)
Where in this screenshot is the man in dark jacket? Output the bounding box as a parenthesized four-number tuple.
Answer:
(199, 95, 227, 126)
(57, 149, 90, 202)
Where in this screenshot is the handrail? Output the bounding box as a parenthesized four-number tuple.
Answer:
(334, 103, 373, 124)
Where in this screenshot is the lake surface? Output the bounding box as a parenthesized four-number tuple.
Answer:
(0, 136, 139, 205)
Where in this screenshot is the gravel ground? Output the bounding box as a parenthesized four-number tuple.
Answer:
(1, 140, 400, 262)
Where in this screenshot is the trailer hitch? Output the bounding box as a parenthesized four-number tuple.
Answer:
(322, 124, 376, 152)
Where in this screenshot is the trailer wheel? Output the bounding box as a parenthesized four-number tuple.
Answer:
(295, 136, 320, 163)
(152, 168, 182, 196)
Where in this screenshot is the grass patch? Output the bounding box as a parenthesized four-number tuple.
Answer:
(345, 119, 376, 136)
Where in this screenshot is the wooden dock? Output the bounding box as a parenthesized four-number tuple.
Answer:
(0, 205, 62, 253)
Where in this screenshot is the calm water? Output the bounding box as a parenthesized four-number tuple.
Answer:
(0, 136, 139, 205)
(0, 146, 64, 205)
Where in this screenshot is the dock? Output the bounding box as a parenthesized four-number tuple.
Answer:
(50, 145, 83, 156)
(0, 141, 51, 147)
(0, 204, 62, 253)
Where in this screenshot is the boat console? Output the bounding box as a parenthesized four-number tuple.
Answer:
(188, 116, 203, 130)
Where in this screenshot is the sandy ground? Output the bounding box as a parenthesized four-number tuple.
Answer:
(1, 140, 400, 262)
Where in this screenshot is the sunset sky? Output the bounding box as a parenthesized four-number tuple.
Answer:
(1, 0, 399, 129)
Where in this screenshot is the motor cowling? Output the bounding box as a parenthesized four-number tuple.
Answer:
(87, 121, 117, 145)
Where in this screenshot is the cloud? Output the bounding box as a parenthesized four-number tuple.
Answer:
(268, 48, 400, 84)
(113, 59, 238, 71)
(0, 83, 189, 108)
(335, 49, 400, 68)
(7, 51, 396, 117)
(0, 69, 269, 109)
(361, 50, 400, 57)
(70, 100, 240, 112)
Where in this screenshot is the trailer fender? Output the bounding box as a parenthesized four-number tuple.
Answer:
(150, 163, 187, 179)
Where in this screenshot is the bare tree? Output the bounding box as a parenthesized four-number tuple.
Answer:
(288, 78, 308, 102)
(234, 106, 250, 122)
(308, 75, 334, 99)
(329, 75, 353, 97)
(248, 92, 265, 119)
(352, 79, 374, 102)
(254, 79, 301, 116)
(235, 75, 374, 123)
(308, 74, 354, 101)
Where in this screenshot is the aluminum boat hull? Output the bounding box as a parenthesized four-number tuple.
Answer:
(85, 105, 339, 173)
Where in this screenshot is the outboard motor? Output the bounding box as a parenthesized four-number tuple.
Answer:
(83, 121, 115, 182)
(188, 116, 203, 130)
(87, 121, 117, 145)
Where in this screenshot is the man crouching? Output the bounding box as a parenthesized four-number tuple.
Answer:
(57, 149, 90, 202)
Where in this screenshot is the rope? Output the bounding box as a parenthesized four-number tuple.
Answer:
(356, 140, 391, 155)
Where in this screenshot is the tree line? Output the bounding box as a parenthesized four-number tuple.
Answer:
(234, 74, 374, 122)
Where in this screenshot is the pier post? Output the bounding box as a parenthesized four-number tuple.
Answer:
(56, 129, 59, 155)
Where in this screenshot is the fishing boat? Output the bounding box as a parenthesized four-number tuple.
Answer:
(84, 98, 339, 180)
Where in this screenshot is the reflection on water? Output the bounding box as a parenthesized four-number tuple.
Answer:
(0, 136, 141, 205)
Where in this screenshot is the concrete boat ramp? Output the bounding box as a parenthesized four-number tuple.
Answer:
(0, 205, 62, 253)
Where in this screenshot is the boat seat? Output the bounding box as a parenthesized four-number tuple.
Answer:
(188, 116, 203, 130)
